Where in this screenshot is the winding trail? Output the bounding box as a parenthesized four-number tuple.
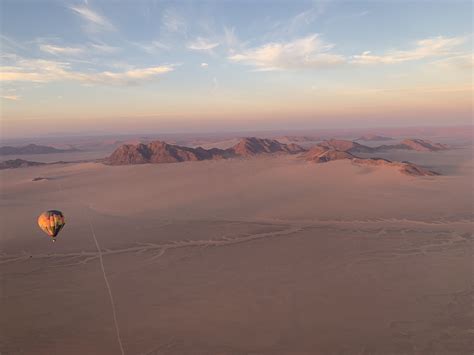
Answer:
(87, 217, 125, 355)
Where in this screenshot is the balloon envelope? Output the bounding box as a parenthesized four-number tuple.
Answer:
(38, 210, 65, 239)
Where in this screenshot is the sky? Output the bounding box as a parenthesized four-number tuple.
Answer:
(0, 0, 472, 138)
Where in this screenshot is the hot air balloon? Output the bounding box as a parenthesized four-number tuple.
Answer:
(37, 210, 65, 242)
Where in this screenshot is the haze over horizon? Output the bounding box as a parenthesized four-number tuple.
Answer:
(1, 0, 473, 138)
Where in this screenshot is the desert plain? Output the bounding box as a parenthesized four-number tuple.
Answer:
(0, 133, 473, 355)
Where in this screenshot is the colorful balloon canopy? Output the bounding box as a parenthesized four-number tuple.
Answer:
(38, 210, 65, 241)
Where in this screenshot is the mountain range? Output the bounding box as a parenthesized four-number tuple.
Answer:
(107, 137, 441, 176)
(107, 137, 304, 165)
(1, 136, 445, 177)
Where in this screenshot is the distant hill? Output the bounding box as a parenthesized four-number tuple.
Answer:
(318, 139, 375, 153)
(352, 158, 439, 176)
(107, 138, 305, 165)
(304, 145, 438, 176)
(0, 159, 46, 169)
(318, 138, 449, 153)
(388, 139, 449, 152)
(229, 137, 305, 157)
(0, 144, 79, 156)
(275, 136, 320, 144)
(356, 134, 393, 142)
(304, 146, 355, 163)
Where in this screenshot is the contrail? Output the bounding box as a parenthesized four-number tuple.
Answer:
(87, 215, 125, 355)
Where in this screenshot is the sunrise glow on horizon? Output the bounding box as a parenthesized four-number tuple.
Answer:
(1, 0, 472, 138)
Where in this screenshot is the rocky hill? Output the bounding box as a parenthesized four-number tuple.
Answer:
(107, 141, 230, 165)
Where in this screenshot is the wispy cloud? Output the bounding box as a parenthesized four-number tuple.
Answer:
(187, 37, 220, 51)
(352, 36, 467, 64)
(40, 44, 84, 56)
(90, 43, 120, 54)
(212, 77, 218, 92)
(263, 3, 327, 41)
(86, 66, 174, 85)
(0, 56, 174, 85)
(1, 94, 20, 101)
(70, 5, 115, 32)
(133, 40, 170, 53)
(223, 26, 246, 55)
(280, 7, 322, 36)
(229, 34, 345, 71)
(0, 34, 27, 52)
(162, 8, 187, 35)
(431, 53, 474, 70)
(325, 10, 369, 24)
(38, 41, 120, 58)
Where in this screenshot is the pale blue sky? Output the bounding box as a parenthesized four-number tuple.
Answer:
(1, 0, 472, 137)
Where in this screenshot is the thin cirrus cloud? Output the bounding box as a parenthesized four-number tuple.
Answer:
(1, 95, 20, 101)
(432, 54, 474, 70)
(90, 43, 120, 54)
(70, 5, 115, 32)
(268, 6, 323, 39)
(134, 41, 170, 53)
(187, 37, 220, 51)
(39, 43, 120, 56)
(0, 57, 174, 86)
(228, 34, 345, 71)
(223, 27, 243, 54)
(161, 8, 187, 34)
(352, 36, 467, 64)
(39, 44, 84, 56)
